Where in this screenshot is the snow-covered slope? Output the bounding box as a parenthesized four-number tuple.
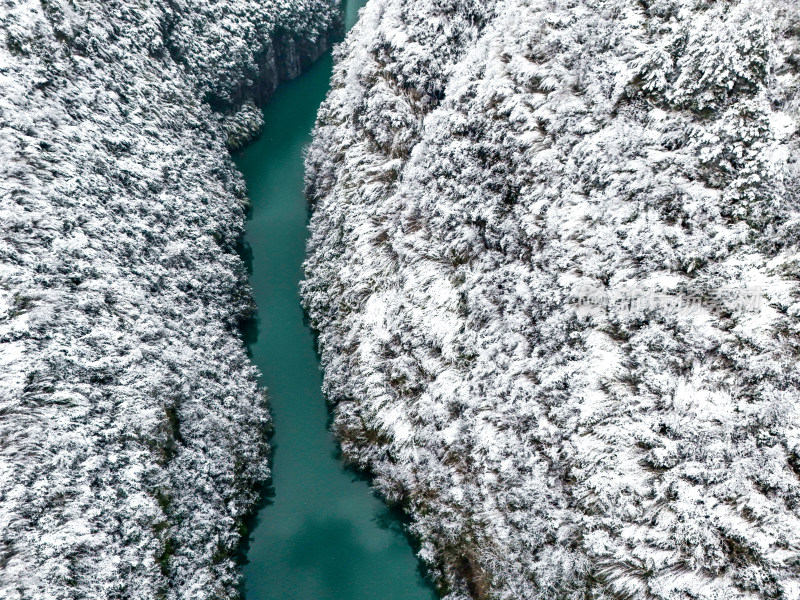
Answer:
(0, 1, 338, 598)
(303, 1, 800, 598)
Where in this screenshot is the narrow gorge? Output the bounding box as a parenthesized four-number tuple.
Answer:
(4, 0, 800, 599)
(234, 1, 434, 598)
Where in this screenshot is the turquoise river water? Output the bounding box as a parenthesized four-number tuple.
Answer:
(234, 2, 437, 599)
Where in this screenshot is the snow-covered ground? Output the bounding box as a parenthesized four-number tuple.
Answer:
(303, 1, 800, 598)
(0, 1, 337, 598)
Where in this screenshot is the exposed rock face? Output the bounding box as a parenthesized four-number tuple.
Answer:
(0, 1, 338, 598)
(303, 1, 800, 598)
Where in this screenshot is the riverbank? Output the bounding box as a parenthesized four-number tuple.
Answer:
(302, 0, 800, 598)
(0, 1, 339, 597)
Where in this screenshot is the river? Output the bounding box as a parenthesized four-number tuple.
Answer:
(233, 2, 437, 599)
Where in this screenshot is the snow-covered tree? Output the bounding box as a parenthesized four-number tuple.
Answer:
(0, 0, 339, 598)
(303, 0, 800, 598)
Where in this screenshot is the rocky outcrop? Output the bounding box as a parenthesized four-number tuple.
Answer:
(303, 1, 800, 598)
(0, 0, 338, 598)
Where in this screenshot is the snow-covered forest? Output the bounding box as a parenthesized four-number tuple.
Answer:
(0, 1, 338, 598)
(303, 0, 800, 598)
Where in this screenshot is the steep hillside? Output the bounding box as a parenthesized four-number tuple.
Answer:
(0, 1, 337, 598)
(303, 1, 800, 598)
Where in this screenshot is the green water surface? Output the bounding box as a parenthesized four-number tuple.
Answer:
(234, 2, 436, 599)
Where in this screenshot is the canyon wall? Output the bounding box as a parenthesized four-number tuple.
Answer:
(0, 1, 338, 598)
(303, 1, 800, 598)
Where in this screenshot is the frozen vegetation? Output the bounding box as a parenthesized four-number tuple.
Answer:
(0, 0, 338, 598)
(303, 0, 800, 598)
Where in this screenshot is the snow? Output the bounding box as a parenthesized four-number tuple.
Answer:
(303, 0, 800, 598)
(0, 0, 339, 598)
